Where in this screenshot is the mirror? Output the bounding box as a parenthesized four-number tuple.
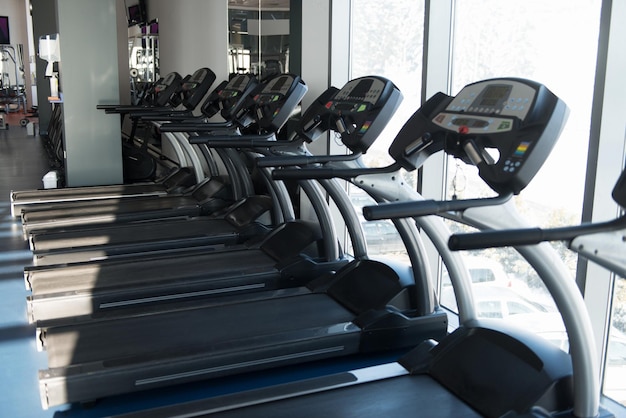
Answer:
(125, 0, 158, 104)
(0, 42, 28, 113)
(228, 0, 291, 79)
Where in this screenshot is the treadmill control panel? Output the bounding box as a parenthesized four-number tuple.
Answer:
(217, 74, 259, 120)
(388, 77, 569, 195)
(297, 86, 340, 143)
(240, 73, 308, 132)
(180, 67, 216, 110)
(432, 81, 536, 135)
(324, 76, 402, 154)
(200, 80, 229, 118)
(152, 71, 183, 107)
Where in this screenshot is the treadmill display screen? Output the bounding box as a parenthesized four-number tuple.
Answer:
(268, 76, 288, 93)
(232, 76, 245, 89)
(349, 79, 374, 100)
(473, 85, 512, 109)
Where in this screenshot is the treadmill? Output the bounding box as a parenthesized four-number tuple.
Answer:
(34, 76, 451, 409)
(15, 68, 225, 230)
(111, 77, 617, 418)
(25, 75, 305, 266)
(17, 74, 300, 236)
(27, 86, 341, 267)
(23, 77, 380, 324)
(9, 70, 202, 217)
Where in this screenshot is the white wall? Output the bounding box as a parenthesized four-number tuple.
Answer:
(146, 0, 229, 82)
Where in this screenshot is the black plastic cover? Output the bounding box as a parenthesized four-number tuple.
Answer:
(612, 167, 626, 209)
(153, 72, 183, 107)
(297, 86, 340, 142)
(388, 78, 569, 195)
(400, 323, 575, 418)
(326, 76, 403, 154)
(180, 67, 217, 110)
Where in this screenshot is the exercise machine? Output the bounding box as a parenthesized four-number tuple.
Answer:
(9, 70, 208, 217)
(109, 77, 614, 418)
(23, 79, 360, 324)
(34, 76, 451, 410)
(17, 73, 304, 236)
(27, 85, 341, 267)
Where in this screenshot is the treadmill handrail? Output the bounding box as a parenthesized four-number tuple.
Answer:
(448, 214, 626, 250)
(189, 133, 278, 146)
(272, 162, 403, 180)
(362, 193, 513, 220)
(256, 152, 363, 168)
(159, 121, 235, 132)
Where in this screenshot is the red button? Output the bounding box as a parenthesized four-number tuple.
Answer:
(458, 125, 469, 134)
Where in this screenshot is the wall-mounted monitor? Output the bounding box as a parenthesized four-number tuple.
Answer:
(0, 16, 10, 45)
(127, 0, 147, 27)
(128, 5, 141, 25)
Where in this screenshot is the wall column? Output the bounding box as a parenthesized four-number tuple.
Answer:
(56, 0, 123, 186)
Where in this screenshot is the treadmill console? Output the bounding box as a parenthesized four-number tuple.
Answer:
(325, 76, 402, 154)
(199, 80, 229, 118)
(297, 86, 340, 143)
(210, 74, 259, 121)
(243, 73, 308, 132)
(612, 168, 626, 209)
(180, 67, 217, 110)
(152, 71, 183, 107)
(389, 77, 569, 195)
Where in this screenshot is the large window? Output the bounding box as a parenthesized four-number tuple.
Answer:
(450, 0, 600, 227)
(436, 0, 601, 347)
(347, 0, 624, 406)
(349, 0, 424, 260)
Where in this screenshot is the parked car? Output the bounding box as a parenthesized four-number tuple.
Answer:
(441, 285, 549, 319)
(361, 220, 405, 254)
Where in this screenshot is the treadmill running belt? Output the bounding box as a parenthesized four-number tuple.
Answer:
(23, 196, 198, 222)
(44, 293, 356, 368)
(115, 373, 482, 418)
(29, 249, 274, 294)
(31, 219, 238, 251)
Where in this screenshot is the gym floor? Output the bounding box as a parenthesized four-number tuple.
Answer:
(0, 112, 60, 418)
(0, 112, 401, 418)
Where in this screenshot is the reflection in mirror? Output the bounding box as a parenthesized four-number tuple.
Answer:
(228, 0, 290, 79)
(0, 43, 28, 113)
(125, 0, 158, 104)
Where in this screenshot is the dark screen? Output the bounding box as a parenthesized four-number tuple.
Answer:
(349, 79, 374, 99)
(479, 85, 511, 107)
(270, 76, 288, 92)
(128, 6, 141, 25)
(0, 16, 10, 45)
(232, 76, 245, 89)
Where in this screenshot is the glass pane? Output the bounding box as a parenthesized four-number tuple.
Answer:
(350, 0, 424, 170)
(449, 0, 600, 347)
(451, 0, 600, 227)
(349, 0, 425, 260)
(228, 1, 290, 78)
(605, 276, 626, 406)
